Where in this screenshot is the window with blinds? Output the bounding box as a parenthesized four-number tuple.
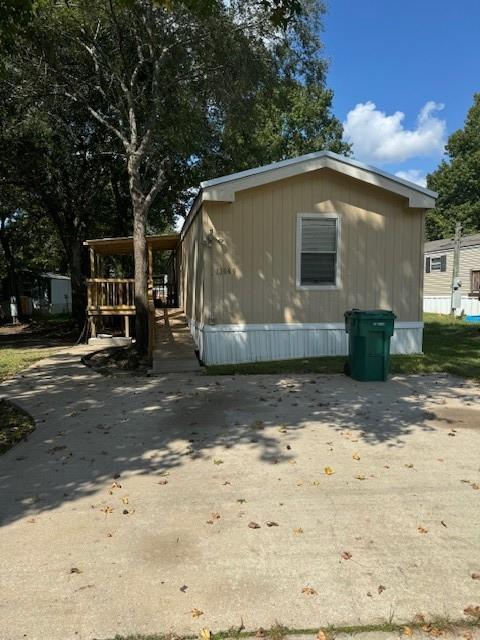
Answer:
(297, 215, 338, 287)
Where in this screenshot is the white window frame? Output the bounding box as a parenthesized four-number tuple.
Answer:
(296, 212, 342, 290)
(430, 256, 443, 272)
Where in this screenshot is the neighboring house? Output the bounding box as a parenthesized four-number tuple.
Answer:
(0, 271, 72, 320)
(85, 151, 436, 365)
(424, 233, 480, 316)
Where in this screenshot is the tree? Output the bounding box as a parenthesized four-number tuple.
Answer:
(10, 0, 346, 349)
(0, 0, 34, 52)
(427, 93, 480, 240)
(199, 0, 349, 176)
(22, 0, 325, 352)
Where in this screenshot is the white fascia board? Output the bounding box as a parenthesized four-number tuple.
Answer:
(200, 151, 437, 209)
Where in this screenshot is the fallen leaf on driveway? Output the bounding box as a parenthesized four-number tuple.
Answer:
(472, 483, 479, 490)
(191, 608, 204, 618)
(324, 467, 334, 475)
(341, 551, 352, 560)
(248, 521, 261, 529)
(317, 631, 328, 640)
(417, 527, 428, 534)
(101, 506, 113, 514)
(441, 520, 447, 527)
(121, 496, 129, 505)
(378, 584, 386, 594)
(158, 480, 168, 485)
(180, 585, 188, 592)
(256, 628, 265, 637)
(266, 521, 279, 527)
(464, 605, 480, 618)
(352, 453, 360, 460)
(355, 474, 366, 480)
(302, 586, 317, 595)
(472, 573, 480, 580)
(403, 627, 413, 637)
(213, 459, 223, 465)
(69, 567, 81, 574)
(293, 527, 304, 535)
(199, 629, 211, 640)
(422, 624, 444, 637)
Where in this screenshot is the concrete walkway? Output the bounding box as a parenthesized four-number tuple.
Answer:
(0, 347, 480, 640)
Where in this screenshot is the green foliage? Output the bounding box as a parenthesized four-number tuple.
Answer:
(0, 0, 347, 324)
(427, 93, 480, 240)
(0, 0, 34, 51)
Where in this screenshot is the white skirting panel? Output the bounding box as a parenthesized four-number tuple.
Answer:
(423, 295, 480, 316)
(189, 321, 424, 365)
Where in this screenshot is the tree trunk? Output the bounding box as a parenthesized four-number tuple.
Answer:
(67, 240, 86, 328)
(132, 197, 149, 354)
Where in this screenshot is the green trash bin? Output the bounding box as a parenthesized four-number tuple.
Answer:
(344, 309, 396, 381)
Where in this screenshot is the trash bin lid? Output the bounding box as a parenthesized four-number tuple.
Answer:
(345, 308, 395, 318)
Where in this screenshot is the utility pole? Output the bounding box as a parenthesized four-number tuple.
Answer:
(451, 221, 462, 316)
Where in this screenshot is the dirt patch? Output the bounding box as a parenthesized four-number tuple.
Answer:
(0, 399, 35, 454)
(82, 346, 150, 376)
(0, 319, 77, 347)
(426, 405, 480, 430)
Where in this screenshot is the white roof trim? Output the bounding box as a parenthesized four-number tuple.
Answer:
(181, 150, 437, 239)
(201, 151, 437, 209)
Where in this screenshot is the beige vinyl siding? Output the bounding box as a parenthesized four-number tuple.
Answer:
(461, 245, 480, 293)
(424, 244, 480, 296)
(203, 168, 425, 324)
(424, 251, 453, 295)
(180, 207, 204, 325)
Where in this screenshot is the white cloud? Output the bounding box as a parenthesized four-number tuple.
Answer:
(394, 169, 427, 188)
(343, 101, 446, 164)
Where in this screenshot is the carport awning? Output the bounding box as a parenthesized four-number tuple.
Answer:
(84, 234, 180, 255)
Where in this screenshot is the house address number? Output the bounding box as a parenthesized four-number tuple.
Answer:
(216, 267, 236, 276)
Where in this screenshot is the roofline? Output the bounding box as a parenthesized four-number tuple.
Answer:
(181, 150, 438, 240)
(180, 190, 202, 240)
(425, 241, 480, 253)
(200, 150, 438, 199)
(84, 233, 180, 246)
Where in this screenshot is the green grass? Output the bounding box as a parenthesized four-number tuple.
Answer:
(206, 313, 480, 380)
(0, 346, 60, 382)
(0, 399, 35, 454)
(104, 614, 480, 640)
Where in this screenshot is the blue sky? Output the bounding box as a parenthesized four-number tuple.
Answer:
(323, 0, 480, 185)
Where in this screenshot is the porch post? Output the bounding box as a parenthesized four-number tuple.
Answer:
(124, 315, 130, 338)
(89, 247, 96, 278)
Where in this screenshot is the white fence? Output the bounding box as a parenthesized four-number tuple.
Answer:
(423, 295, 480, 316)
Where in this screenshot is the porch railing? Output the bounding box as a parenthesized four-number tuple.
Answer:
(87, 278, 135, 312)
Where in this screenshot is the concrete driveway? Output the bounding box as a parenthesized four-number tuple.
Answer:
(0, 347, 479, 640)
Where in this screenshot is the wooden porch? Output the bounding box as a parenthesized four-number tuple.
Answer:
(83, 234, 199, 367)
